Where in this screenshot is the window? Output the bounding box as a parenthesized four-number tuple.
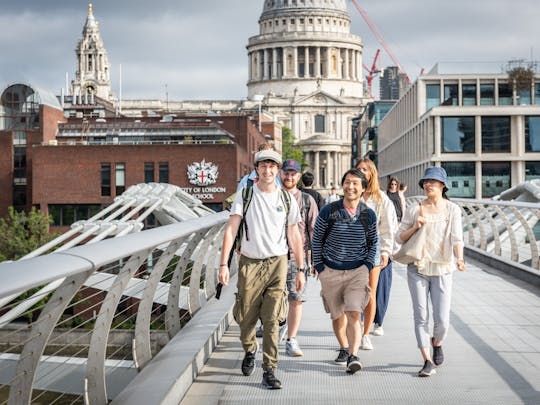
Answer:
(443, 84, 458, 106)
(525, 161, 540, 181)
(426, 84, 440, 110)
(535, 83, 540, 105)
(525, 116, 540, 152)
(314, 115, 325, 133)
(14, 131, 26, 145)
(518, 88, 531, 105)
(115, 163, 125, 195)
(442, 117, 475, 153)
(101, 163, 111, 196)
(14, 147, 26, 180)
(144, 162, 155, 183)
(442, 162, 475, 198)
(482, 162, 510, 197)
(480, 83, 495, 105)
(49, 204, 102, 226)
(462, 84, 476, 106)
(159, 162, 169, 183)
(482, 116, 510, 152)
(498, 82, 512, 105)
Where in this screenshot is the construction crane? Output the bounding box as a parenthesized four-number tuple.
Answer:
(350, 0, 410, 84)
(363, 48, 381, 97)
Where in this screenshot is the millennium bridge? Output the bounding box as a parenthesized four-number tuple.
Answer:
(0, 183, 539, 404)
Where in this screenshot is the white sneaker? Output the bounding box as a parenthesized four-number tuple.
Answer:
(285, 337, 303, 357)
(360, 334, 373, 350)
(372, 324, 384, 336)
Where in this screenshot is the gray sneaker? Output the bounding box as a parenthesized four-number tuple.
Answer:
(285, 338, 303, 357)
(418, 360, 436, 377)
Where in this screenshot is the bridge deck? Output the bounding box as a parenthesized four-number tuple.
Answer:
(180, 260, 540, 405)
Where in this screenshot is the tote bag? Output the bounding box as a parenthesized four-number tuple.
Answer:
(392, 225, 427, 265)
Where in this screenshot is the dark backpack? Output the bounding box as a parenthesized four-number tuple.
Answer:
(235, 185, 291, 250)
(322, 201, 370, 244)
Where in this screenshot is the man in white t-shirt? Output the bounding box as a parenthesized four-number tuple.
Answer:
(218, 149, 305, 390)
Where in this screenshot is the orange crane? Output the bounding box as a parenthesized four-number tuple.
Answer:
(363, 48, 381, 97)
(350, 0, 410, 84)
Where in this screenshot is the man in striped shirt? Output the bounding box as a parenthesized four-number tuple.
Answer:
(311, 168, 378, 374)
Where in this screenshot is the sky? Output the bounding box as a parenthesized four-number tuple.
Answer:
(0, 0, 538, 101)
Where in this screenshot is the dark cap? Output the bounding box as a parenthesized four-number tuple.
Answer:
(281, 158, 301, 172)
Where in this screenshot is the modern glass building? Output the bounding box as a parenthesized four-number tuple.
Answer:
(376, 65, 540, 199)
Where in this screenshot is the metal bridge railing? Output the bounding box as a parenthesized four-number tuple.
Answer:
(407, 197, 540, 270)
(0, 211, 230, 405)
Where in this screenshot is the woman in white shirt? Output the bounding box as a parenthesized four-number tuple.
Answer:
(396, 166, 466, 377)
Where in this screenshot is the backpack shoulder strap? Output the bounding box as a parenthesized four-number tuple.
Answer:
(322, 201, 341, 244)
(236, 185, 254, 247)
(358, 201, 371, 241)
(301, 191, 312, 245)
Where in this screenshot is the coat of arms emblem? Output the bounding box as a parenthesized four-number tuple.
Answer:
(187, 159, 219, 186)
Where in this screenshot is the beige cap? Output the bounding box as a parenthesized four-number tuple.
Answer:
(254, 149, 282, 165)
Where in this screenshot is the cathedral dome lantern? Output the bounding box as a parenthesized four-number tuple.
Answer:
(71, 3, 113, 102)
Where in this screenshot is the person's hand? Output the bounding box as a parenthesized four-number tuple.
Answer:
(296, 270, 306, 292)
(456, 259, 466, 272)
(416, 203, 427, 229)
(218, 265, 230, 286)
(379, 255, 389, 268)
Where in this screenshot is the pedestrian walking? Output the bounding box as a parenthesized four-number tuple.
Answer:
(280, 159, 319, 357)
(354, 159, 398, 350)
(325, 186, 340, 204)
(301, 172, 325, 210)
(218, 149, 306, 389)
(386, 176, 404, 222)
(311, 168, 378, 374)
(396, 166, 465, 377)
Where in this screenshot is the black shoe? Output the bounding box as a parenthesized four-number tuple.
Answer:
(262, 369, 282, 389)
(335, 348, 349, 364)
(432, 338, 444, 366)
(241, 350, 256, 376)
(418, 360, 436, 377)
(346, 354, 362, 374)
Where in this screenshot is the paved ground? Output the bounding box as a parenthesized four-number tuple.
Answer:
(180, 259, 540, 405)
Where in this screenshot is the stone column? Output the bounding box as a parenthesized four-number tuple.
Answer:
(316, 47, 321, 77)
(344, 49, 350, 79)
(282, 47, 287, 78)
(263, 49, 269, 80)
(326, 47, 331, 78)
(272, 48, 278, 79)
(248, 52, 252, 81)
(314, 151, 320, 188)
(328, 151, 334, 187)
(293, 47, 298, 78)
(304, 46, 310, 78)
(334, 151, 339, 185)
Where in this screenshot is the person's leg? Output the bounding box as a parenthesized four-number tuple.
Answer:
(361, 266, 381, 349)
(406, 266, 431, 358)
(345, 311, 362, 356)
(430, 272, 453, 366)
(374, 261, 393, 328)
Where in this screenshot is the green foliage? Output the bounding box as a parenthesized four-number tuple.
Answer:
(0, 207, 57, 261)
(507, 66, 534, 91)
(281, 127, 304, 165)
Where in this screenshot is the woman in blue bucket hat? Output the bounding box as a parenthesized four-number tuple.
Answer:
(396, 166, 466, 377)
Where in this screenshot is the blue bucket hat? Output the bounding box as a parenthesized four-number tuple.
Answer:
(418, 166, 448, 190)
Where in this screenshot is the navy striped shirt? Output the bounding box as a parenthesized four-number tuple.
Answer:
(312, 200, 378, 272)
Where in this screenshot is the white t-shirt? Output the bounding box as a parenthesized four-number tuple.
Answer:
(231, 184, 300, 259)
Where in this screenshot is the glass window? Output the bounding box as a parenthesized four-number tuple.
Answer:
(159, 162, 169, 183)
(525, 161, 540, 181)
(14, 147, 26, 179)
(535, 83, 540, 105)
(480, 83, 495, 105)
(482, 162, 510, 197)
(144, 162, 155, 183)
(481, 116, 510, 152)
(442, 117, 475, 153)
(525, 116, 540, 152)
(443, 84, 458, 106)
(314, 115, 325, 133)
(442, 162, 475, 198)
(498, 82, 513, 105)
(462, 84, 477, 106)
(426, 84, 440, 110)
(115, 163, 125, 195)
(101, 163, 111, 196)
(518, 88, 531, 105)
(14, 130, 26, 145)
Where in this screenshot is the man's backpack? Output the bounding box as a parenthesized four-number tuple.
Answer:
(235, 185, 291, 250)
(322, 201, 371, 244)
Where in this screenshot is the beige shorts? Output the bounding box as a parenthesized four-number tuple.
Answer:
(319, 265, 371, 320)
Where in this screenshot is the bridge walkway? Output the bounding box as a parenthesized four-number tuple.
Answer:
(180, 259, 540, 405)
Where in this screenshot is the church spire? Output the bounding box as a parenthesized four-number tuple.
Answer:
(71, 3, 113, 101)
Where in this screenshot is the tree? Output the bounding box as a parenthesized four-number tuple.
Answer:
(0, 207, 57, 262)
(281, 126, 304, 164)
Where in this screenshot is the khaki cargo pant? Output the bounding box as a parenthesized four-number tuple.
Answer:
(233, 254, 288, 371)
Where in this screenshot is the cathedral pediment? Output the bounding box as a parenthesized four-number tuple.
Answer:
(293, 91, 345, 107)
